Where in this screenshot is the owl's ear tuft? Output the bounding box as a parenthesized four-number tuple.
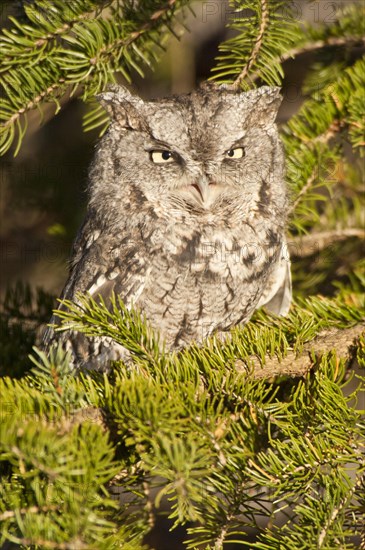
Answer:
(97, 85, 146, 130)
(247, 86, 283, 123)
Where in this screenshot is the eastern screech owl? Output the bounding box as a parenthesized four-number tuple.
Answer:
(47, 83, 291, 370)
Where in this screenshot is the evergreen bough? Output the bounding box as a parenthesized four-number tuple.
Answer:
(0, 1, 364, 548)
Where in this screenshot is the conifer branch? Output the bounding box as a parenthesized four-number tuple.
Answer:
(214, 514, 234, 550)
(0, 505, 59, 522)
(290, 229, 365, 258)
(9, 445, 60, 479)
(0, 0, 191, 155)
(238, 323, 365, 379)
(2, 78, 67, 131)
(249, 35, 365, 83)
(232, 0, 269, 90)
(289, 166, 318, 215)
(318, 469, 364, 548)
(120, 0, 181, 45)
(85, 1, 185, 73)
(210, 0, 301, 87)
(143, 480, 155, 529)
(1, 2, 103, 71)
(250, 3, 365, 82)
(284, 58, 364, 234)
(8, 537, 89, 550)
(280, 35, 365, 64)
(89, 0, 183, 62)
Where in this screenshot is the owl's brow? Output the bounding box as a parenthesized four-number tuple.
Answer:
(226, 134, 247, 149)
(144, 131, 175, 152)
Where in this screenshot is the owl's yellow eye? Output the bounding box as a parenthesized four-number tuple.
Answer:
(150, 150, 174, 164)
(226, 147, 245, 159)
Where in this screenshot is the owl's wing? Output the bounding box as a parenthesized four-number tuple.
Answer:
(256, 244, 292, 316)
(60, 214, 150, 307)
(66, 251, 150, 307)
(43, 217, 150, 368)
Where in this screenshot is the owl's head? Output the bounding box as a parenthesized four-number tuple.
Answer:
(90, 83, 286, 221)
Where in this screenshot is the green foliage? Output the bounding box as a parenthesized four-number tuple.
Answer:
(54, 293, 165, 367)
(251, 360, 365, 549)
(0, 296, 364, 548)
(210, 0, 301, 88)
(284, 57, 365, 233)
(53, 292, 364, 371)
(284, 54, 364, 296)
(0, 0, 364, 548)
(0, 0, 192, 154)
(0, 385, 126, 548)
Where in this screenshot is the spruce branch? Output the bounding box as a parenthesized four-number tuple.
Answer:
(231, 0, 269, 90)
(213, 511, 235, 550)
(290, 229, 365, 258)
(0, 505, 59, 522)
(9, 444, 60, 479)
(6, 537, 90, 550)
(354, 472, 365, 549)
(288, 164, 319, 216)
(249, 2, 365, 84)
(51, 292, 364, 381)
(1, 77, 67, 131)
(283, 57, 364, 235)
(143, 480, 155, 529)
(237, 323, 365, 380)
(317, 469, 365, 549)
(211, 0, 301, 88)
(2, 295, 364, 546)
(280, 35, 365, 65)
(0, 0, 192, 155)
(0, 1, 107, 71)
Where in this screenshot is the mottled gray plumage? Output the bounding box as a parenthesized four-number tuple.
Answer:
(46, 83, 291, 369)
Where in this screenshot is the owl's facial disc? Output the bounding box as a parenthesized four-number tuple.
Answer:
(147, 142, 246, 206)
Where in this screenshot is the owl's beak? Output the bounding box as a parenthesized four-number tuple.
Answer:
(191, 181, 211, 203)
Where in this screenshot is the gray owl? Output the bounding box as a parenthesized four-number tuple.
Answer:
(46, 83, 291, 370)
